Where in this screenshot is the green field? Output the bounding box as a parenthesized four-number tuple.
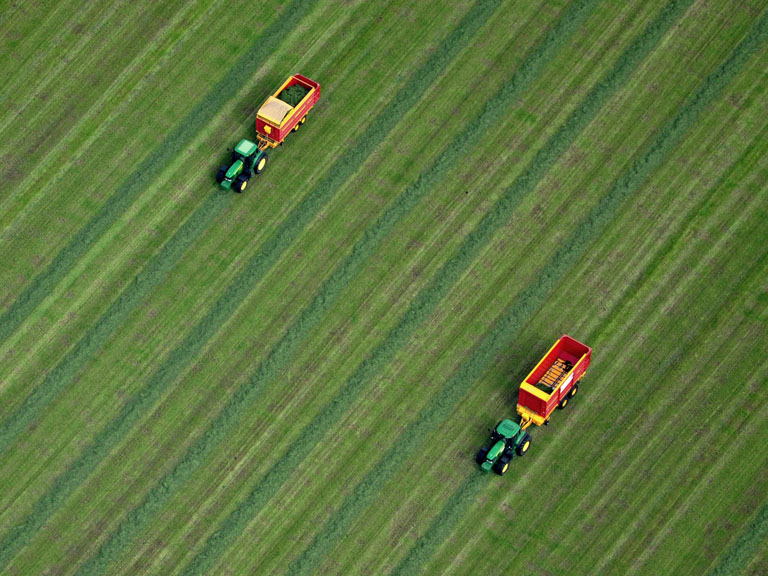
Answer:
(1, 0, 767, 574)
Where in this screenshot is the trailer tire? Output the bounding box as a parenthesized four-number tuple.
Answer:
(255, 153, 268, 174)
(292, 122, 300, 132)
(569, 383, 579, 398)
(233, 176, 248, 193)
(216, 165, 227, 184)
(476, 446, 489, 465)
(300, 115, 306, 124)
(516, 434, 532, 457)
(557, 396, 569, 410)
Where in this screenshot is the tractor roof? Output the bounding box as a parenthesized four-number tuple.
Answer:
(234, 139, 258, 157)
(496, 419, 521, 438)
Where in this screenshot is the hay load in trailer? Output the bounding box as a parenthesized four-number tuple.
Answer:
(255, 74, 320, 147)
(216, 74, 321, 192)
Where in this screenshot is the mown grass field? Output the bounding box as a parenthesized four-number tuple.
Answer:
(0, 0, 767, 574)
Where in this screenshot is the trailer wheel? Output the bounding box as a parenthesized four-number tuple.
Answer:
(558, 396, 569, 410)
(292, 122, 300, 132)
(216, 165, 227, 184)
(233, 176, 248, 193)
(476, 446, 489, 465)
(300, 115, 306, 124)
(516, 434, 531, 456)
(255, 153, 268, 174)
(569, 383, 579, 398)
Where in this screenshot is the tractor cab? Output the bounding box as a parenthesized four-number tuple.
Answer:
(476, 418, 532, 475)
(216, 138, 268, 192)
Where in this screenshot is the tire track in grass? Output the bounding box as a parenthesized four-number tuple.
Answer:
(0, 193, 224, 454)
(0, 0, 355, 457)
(407, 258, 765, 576)
(187, 1, 719, 573)
(0, 0, 323, 564)
(67, 1, 582, 572)
(382, 13, 768, 573)
(0, 1, 507, 572)
(0, 0, 316, 348)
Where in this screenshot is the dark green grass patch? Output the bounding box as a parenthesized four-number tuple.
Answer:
(49, 2, 516, 574)
(364, 12, 768, 573)
(0, 0, 315, 350)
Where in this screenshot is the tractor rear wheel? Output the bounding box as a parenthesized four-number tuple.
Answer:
(516, 434, 532, 457)
(233, 176, 248, 193)
(255, 153, 268, 174)
(216, 165, 227, 184)
(569, 383, 579, 398)
(557, 396, 569, 410)
(476, 446, 489, 465)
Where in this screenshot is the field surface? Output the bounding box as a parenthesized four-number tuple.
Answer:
(1, 1, 767, 574)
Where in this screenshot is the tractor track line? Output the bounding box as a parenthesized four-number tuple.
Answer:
(0, 0, 505, 570)
(561, 145, 768, 573)
(0, 0, 368, 460)
(376, 12, 768, 572)
(0, 0, 324, 564)
(0, 1, 110, 111)
(288, 5, 768, 574)
(0, 0, 317, 349)
(508, 217, 768, 573)
(0, 0, 136, 137)
(65, 1, 562, 572)
(0, 0, 222, 227)
(351, 21, 768, 574)
(401, 255, 767, 576)
(181, 0, 731, 572)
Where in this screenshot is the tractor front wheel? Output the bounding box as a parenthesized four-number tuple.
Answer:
(476, 446, 489, 465)
(516, 434, 532, 457)
(255, 153, 268, 174)
(569, 383, 579, 398)
(233, 176, 248, 193)
(493, 455, 511, 475)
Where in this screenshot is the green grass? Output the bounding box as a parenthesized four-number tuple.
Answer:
(0, 0, 766, 575)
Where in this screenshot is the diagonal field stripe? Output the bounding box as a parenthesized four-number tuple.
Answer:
(394, 252, 768, 576)
(0, 0, 506, 572)
(384, 11, 768, 573)
(0, 193, 224, 455)
(706, 505, 768, 575)
(70, 1, 538, 573)
(271, 0, 709, 572)
(178, 1, 689, 573)
(0, 0, 317, 348)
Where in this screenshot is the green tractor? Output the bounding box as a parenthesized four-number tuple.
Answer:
(216, 139, 268, 192)
(476, 419, 532, 475)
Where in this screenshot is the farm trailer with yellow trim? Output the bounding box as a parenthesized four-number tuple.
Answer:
(477, 335, 592, 475)
(217, 74, 321, 192)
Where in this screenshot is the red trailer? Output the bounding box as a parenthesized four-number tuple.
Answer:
(517, 335, 591, 428)
(255, 74, 321, 149)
